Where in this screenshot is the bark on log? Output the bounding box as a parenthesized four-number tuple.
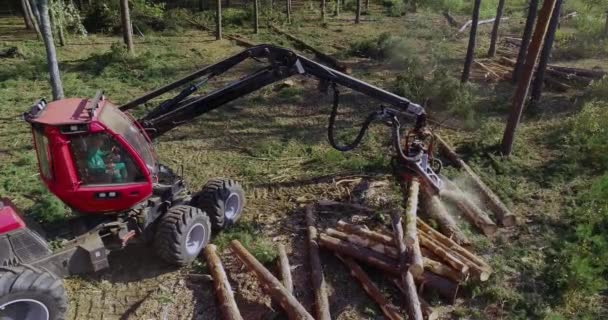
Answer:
(513, 0, 539, 84)
(423, 257, 466, 283)
(325, 228, 399, 258)
(530, 0, 563, 103)
(488, 0, 506, 57)
(120, 0, 134, 54)
(404, 178, 420, 246)
(319, 233, 400, 275)
(204, 244, 244, 320)
(277, 244, 293, 295)
(391, 211, 423, 277)
(417, 271, 459, 302)
(336, 220, 394, 246)
(306, 206, 331, 320)
(269, 25, 349, 73)
(392, 279, 438, 320)
(435, 134, 516, 227)
(440, 190, 498, 236)
(230, 240, 314, 320)
(418, 218, 491, 281)
(418, 233, 469, 274)
(420, 186, 469, 245)
(461, 0, 482, 83)
(336, 255, 404, 320)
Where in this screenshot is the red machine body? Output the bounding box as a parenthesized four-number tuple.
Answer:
(0, 199, 26, 234)
(27, 96, 158, 214)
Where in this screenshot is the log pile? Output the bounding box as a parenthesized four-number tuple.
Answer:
(470, 41, 606, 91)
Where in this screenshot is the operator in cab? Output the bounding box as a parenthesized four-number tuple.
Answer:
(85, 137, 127, 183)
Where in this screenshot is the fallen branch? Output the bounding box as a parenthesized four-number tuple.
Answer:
(230, 240, 314, 320)
(459, 17, 509, 33)
(270, 25, 349, 73)
(204, 244, 244, 320)
(336, 255, 404, 320)
(306, 205, 331, 320)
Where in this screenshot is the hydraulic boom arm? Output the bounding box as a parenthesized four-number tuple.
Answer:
(120, 44, 443, 192)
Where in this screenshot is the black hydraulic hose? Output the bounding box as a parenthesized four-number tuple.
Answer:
(390, 117, 423, 163)
(327, 85, 383, 151)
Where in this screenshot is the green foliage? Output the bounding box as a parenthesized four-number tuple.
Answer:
(27, 191, 67, 223)
(381, 0, 406, 17)
(565, 100, 608, 172)
(50, 0, 87, 36)
(349, 32, 418, 65)
(83, 0, 166, 34)
(212, 222, 277, 264)
(421, 0, 528, 18)
(83, 2, 115, 33)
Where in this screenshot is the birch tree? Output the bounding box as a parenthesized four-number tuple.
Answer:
(33, 0, 64, 100)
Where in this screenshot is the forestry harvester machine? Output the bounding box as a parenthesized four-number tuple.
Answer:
(0, 45, 443, 320)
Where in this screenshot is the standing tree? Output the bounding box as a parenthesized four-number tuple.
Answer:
(20, 0, 34, 29)
(286, 0, 291, 23)
(365, 0, 369, 13)
(321, 0, 326, 22)
(501, 0, 557, 156)
(253, 0, 259, 33)
(216, 0, 222, 40)
(334, 0, 340, 16)
(26, 0, 42, 39)
(33, 0, 64, 100)
(604, 10, 608, 37)
(488, 0, 505, 57)
(530, 0, 562, 104)
(120, 0, 134, 54)
(355, 0, 361, 23)
(512, 0, 539, 83)
(461, 0, 481, 83)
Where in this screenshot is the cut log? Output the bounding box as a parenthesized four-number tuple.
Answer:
(547, 65, 606, 79)
(419, 186, 470, 245)
(404, 178, 420, 247)
(418, 233, 469, 275)
(440, 190, 498, 236)
(269, 25, 349, 73)
(277, 244, 293, 294)
(417, 218, 491, 281)
(230, 240, 315, 320)
(391, 210, 423, 277)
(306, 205, 331, 320)
(423, 257, 466, 283)
(204, 244, 243, 320)
(325, 227, 399, 258)
(336, 255, 404, 320)
(434, 134, 517, 227)
(474, 60, 502, 80)
(336, 220, 394, 246)
(318, 233, 400, 275)
(392, 279, 438, 320)
(417, 271, 459, 302)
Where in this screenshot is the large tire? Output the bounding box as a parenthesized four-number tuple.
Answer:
(0, 266, 67, 320)
(193, 178, 245, 230)
(154, 205, 211, 266)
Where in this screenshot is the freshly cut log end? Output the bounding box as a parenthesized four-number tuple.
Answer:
(306, 205, 332, 320)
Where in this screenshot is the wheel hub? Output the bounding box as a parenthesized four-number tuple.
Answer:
(185, 223, 206, 256)
(0, 299, 49, 320)
(225, 193, 241, 220)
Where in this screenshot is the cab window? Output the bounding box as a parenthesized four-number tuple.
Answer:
(33, 128, 52, 180)
(69, 133, 145, 185)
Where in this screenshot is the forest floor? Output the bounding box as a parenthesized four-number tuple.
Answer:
(0, 4, 607, 320)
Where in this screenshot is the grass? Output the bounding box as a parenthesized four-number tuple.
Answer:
(1, 1, 608, 317)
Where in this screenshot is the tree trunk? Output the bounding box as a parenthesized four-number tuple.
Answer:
(26, 0, 42, 39)
(120, 0, 134, 54)
(305, 206, 331, 320)
(21, 0, 34, 29)
(34, 0, 64, 100)
(336, 255, 404, 320)
(216, 0, 222, 40)
(48, 1, 65, 46)
(605, 11, 608, 37)
(334, 0, 340, 16)
(321, 0, 326, 22)
(461, 0, 481, 83)
(253, 0, 259, 34)
(501, 0, 557, 156)
(513, 0, 539, 83)
(488, 0, 505, 57)
(286, 0, 291, 23)
(365, 0, 369, 12)
(530, 0, 563, 104)
(204, 244, 244, 320)
(355, 0, 361, 23)
(230, 240, 315, 320)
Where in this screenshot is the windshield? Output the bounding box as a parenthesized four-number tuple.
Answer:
(99, 104, 157, 176)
